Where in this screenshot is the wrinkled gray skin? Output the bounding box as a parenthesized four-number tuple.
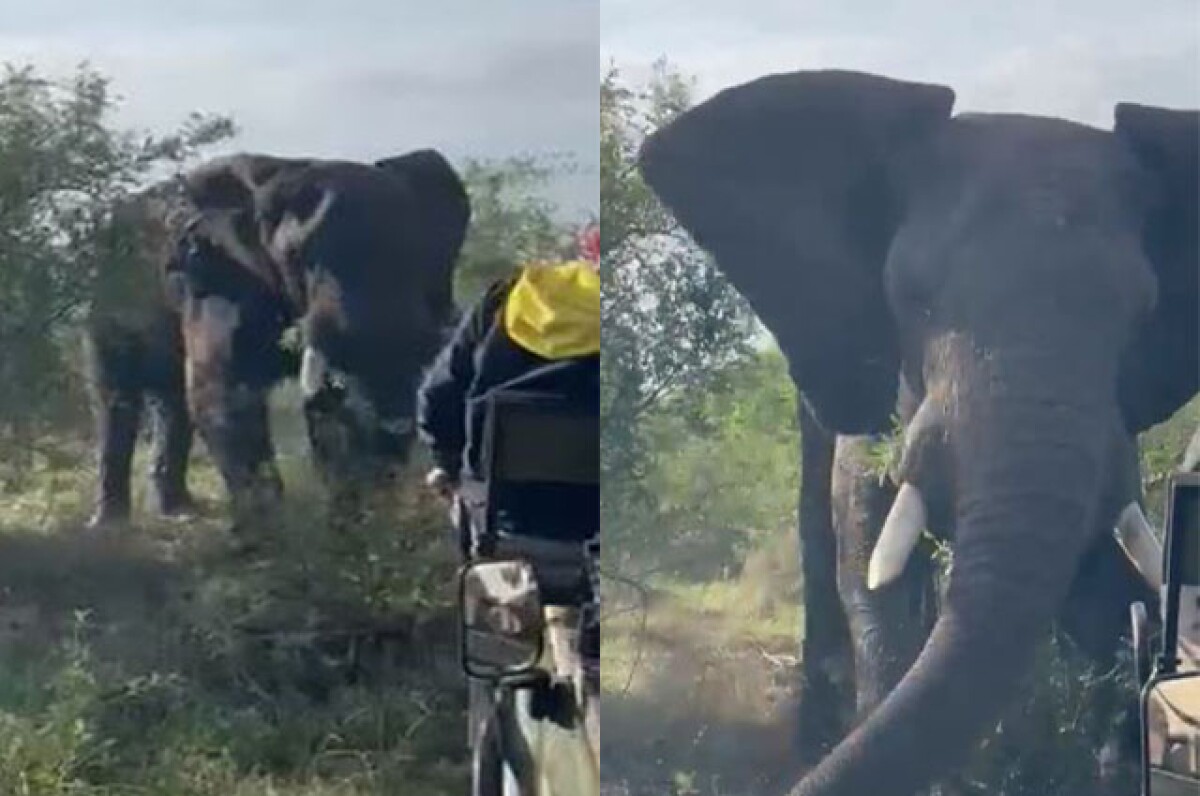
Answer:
(638, 70, 1198, 796)
(87, 150, 468, 529)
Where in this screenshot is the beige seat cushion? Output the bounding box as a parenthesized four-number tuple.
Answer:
(1148, 676, 1200, 780)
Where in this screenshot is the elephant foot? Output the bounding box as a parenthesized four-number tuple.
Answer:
(230, 538, 264, 557)
(795, 675, 850, 765)
(223, 522, 265, 557)
(225, 503, 279, 554)
(326, 488, 369, 533)
(151, 489, 199, 520)
(85, 503, 130, 531)
(795, 711, 839, 766)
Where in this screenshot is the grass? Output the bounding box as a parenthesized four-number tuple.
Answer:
(1140, 395, 1200, 526)
(601, 528, 803, 795)
(0, 388, 469, 796)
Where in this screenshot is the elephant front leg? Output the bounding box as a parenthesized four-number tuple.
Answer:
(304, 401, 356, 529)
(832, 434, 936, 719)
(795, 402, 853, 763)
(192, 388, 282, 537)
(303, 397, 393, 532)
(146, 389, 195, 517)
(89, 387, 142, 529)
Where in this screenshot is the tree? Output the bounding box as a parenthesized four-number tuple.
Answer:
(629, 347, 800, 580)
(454, 154, 581, 304)
(647, 350, 799, 531)
(0, 63, 234, 448)
(600, 61, 755, 561)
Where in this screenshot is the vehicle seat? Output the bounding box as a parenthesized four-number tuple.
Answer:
(1147, 475, 1200, 783)
(1147, 675, 1200, 780)
(461, 390, 598, 605)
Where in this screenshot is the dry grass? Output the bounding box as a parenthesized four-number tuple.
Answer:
(601, 529, 803, 796)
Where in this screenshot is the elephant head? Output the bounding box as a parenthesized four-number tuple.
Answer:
(639, 70, 1197, 795)
(168, 149, 470, 506)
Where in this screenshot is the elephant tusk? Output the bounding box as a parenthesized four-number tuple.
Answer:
(1113, 501, 1163, 591)
(300, 347, 328, 399)
(868, 482, 928, 591)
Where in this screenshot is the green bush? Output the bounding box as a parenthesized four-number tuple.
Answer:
(0, 64, 233, 451)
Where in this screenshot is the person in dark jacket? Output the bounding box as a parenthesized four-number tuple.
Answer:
(416, 224, 600, 544)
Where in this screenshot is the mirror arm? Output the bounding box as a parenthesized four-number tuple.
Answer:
(496, 689, 540, 792)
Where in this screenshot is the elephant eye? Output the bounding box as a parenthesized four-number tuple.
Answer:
(890, 271, 936, 318)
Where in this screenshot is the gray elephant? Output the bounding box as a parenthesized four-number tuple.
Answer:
(638, 69, 1197, 796)
(87, 150, 469, 529)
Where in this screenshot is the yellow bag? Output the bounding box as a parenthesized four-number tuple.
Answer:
(503, 261, 600, 360)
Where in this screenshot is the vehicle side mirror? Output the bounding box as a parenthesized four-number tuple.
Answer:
(460, 559, 544, 681)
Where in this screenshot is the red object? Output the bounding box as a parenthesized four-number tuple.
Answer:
(578, 224, 600, 263)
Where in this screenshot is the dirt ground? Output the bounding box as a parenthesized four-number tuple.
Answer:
(600, 564, 805, 796)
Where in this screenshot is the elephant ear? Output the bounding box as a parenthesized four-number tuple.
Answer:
(638, 70, 954, 434)
(183, 153, 301, 209)
(374, 149, 471, 272)
(1113, 103, 1199, 432)
(374, 148, 471, 316)
(181, 154, 313, 303)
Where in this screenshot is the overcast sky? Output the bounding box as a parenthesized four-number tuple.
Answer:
(4, 2, 1195, 221)
(0, 0, 599, 217)
(602, 0, 1198, 127)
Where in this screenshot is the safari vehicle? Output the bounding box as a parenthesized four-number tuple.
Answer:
(455, 390, 600, 796)
(1128, 472, 1200, 796)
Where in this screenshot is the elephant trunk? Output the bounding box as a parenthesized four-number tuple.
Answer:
(182, 295, 282, 514)
(793, 346, 1113, 796)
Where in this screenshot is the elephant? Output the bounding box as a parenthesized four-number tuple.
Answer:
(86, 149, 470, 529)
(638, 69, 1198, 796)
